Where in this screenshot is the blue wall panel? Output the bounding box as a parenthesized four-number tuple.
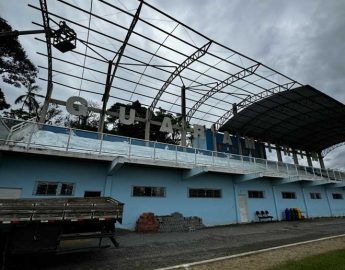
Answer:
(110, 165, 237, 229)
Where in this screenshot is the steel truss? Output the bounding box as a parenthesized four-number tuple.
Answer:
(31, 0, 303, 134)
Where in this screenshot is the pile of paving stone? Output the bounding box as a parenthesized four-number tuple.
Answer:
(156, 212, 204, 232)
(136, 212, 159, 233)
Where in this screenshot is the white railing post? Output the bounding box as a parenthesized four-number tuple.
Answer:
(175, 145, 178, 165)
(265, 159, 268, 169)
(286, 163, 289, 176)
(333, 170, 337, 181)
(312, 167, 315, 178)
(304, 166, 307, 177)
(276, 161, 279, 173)
(212, 151, 215, 166)
(66, 128, 72, 151)
(153, 141, 156, 160)
(26, 125, 35, 149)
(128, 138, 132, 158)
(326, 169, 330, 181)
(295, 165, 298, 176)
(194, 148, 197, 165)
(99, 133, 104, 154)
(227, 154, 230, 168)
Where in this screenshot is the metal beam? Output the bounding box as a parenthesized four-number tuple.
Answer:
(322, 142, 345, 157)
(38, 0, 53, 123)
(186, 63, 260, 123)
(149, 41, 212, 113)
(98, 1, 143, 133)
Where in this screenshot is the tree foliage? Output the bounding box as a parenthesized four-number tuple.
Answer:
(0, 88, 10, 110)
(14, 83, 44, 114)
(106, 100, 181, 144)
(0, 17, 38, 88)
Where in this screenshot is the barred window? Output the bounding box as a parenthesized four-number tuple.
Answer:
(248, 190, 264, 198)
(35, 182, 75, 196)
(132, 186, 166, 197)
(282, 192, 296, 199)
(189, 188, 221, 198)
(310, 192, 321, 199)
(332, 193, 343, 200)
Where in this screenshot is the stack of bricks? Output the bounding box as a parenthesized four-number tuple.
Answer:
(135, 212, 159, 233)
(157, 212, 204, 232)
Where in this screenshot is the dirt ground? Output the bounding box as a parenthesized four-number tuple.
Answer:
(6, 218, 345, 270)
(177, 236, 345, 270)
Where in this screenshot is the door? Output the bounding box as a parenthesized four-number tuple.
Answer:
(238, 194, 249, 223)
(0, 188, 22, 199)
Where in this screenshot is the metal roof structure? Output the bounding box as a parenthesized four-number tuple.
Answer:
(31, 0, 301, 128)
(220, 85, 345, 152)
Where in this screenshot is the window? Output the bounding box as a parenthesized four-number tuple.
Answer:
(332, 193, 343, 200)
(35, 181, 75, 196)
(248, 190, 264, 198)
(282, 192, 296, 199)
(310, 192, 321, 199)
(188, 188, 221, 198)
(132, 186, 165, 197)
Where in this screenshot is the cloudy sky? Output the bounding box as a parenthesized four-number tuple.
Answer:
(1, 0, 345, 168)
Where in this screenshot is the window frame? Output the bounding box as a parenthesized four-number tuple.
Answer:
(310, 192, 322, 199)
(188, 188, 222, 198)
(332, 193, 343, 200)
(281, 191, 296, 199)
(132, 186, 166, 198)
(248, 190, 264, 199)
(34, 181, 75, 196)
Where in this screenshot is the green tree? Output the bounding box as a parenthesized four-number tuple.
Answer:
(14, 83, 43, 114)
(0, 17, 38, 88)
(106, 100, 181, 144)
(0, 88, 10, 110)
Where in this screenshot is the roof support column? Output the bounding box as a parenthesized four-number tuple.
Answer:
(276, 145, 283, 163)
(306, 152, 313, 167)
(318, 151, 325, 169)
(237, 133, 243, 156)
(145, 110, 151, 142)
(292, 149, 299, 165)
(180, 85, 186, 147)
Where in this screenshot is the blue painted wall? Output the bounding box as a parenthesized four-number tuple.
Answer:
(0, 152, 344, 230)
(110, 165, 237, 229)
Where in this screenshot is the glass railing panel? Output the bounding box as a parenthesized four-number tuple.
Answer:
(213, 152, 228, 168)
(195, 149, 213, 166)
(69, 129, 101, 153)
(28, 123, 69, 150)
(176, 146, 196, 164)
(101, 134, 130, 156)
(154, 142, 177, 162)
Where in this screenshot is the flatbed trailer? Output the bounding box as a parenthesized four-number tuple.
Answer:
(0, 197, 124, 268)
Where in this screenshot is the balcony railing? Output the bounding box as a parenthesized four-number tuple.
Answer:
(1, 117, 344, 182)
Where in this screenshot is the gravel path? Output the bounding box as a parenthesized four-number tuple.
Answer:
(6, 218, 345, 270)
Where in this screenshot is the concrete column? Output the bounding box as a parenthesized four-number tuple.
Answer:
(104, 176, 113, 196)
(318, 151, 325, 169)
(144, 110, 151, 142)
(276, 145, 283, 163)
(180, 86, 186, 147)
(306, 152, 313, 167)
(212, 126, 217, 151)
(292, 149, 299, 165)
(237, 133, 243, 156)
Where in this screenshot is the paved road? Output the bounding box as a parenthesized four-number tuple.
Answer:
(7, 218, 345, 270)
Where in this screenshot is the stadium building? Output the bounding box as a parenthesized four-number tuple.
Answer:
(1, 0, 345, 230)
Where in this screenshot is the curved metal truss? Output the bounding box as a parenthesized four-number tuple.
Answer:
(186, 63, 260, 123)
(215, 81, 297, 130)
(29, 0, 302, 130)
(149, 41, 212, 113)
(322, 142, 345, 157)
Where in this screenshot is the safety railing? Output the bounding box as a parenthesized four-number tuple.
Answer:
(1, 117, 345, 183)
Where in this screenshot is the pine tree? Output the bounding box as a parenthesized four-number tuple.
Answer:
(0, 88, 10, 110)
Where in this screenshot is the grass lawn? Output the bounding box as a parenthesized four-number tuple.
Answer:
(271, 248, 345, 270)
